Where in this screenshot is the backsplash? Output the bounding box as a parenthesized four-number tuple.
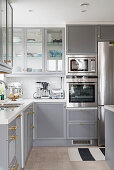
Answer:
(5, 77, 64, 98)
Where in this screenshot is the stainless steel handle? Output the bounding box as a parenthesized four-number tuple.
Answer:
(98, 107, 101, 120)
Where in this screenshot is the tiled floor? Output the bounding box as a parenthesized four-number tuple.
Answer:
(24, 147, 110, 170)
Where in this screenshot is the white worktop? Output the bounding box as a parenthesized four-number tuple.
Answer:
(104, 105, 114, 112)
(0, 98, 66, 124)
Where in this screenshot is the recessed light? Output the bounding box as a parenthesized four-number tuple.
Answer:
(80, 2, 90, 7)
(81, 10, 87, 12)
(28, 10, 33, 12)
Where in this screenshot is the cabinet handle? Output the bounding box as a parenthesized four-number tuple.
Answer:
(79, 123, 85, 125)
(26, 112, 30, 115)
(8, 135, 18, 140)
(64, 105, 66, 108)
(12, 164, 19, 170)
(31, 111, 35, 114)
(98, 34, 100, 38)
(17, 114, 22, 118)
(31, 126, 35, 129)
(8, 126, 17, 130)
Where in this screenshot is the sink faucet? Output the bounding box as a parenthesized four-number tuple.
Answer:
(0, 80, 8, 89)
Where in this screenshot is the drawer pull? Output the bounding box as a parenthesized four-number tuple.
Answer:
(8, 135, 18, 140)
(17, 114, 22, 118)
(12, 164, 19, 170)
(26, 112, 30, 115)
(80, 123, 85, 125)
(31, 126, 35, 129)
(31, 111, 35, 114)
(8, 126, 17, 130)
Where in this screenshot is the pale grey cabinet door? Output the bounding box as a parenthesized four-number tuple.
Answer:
(67, 123, 97, 139)
(27, 113, 33, 154)
(67, 109, 98, 123)
(0, 0, 2, 60)
(66, 25, 97, 54)
(36, 103, 66, 139)
(16, 116, 21, 170)
(24, 111, 28, 163)
(98, 25, 114, 41)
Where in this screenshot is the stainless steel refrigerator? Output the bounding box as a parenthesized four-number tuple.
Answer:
(98, 42, 114, 146)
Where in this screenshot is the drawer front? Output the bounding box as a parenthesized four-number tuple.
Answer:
(67, 123, 97, 139)
(67, 109, 98, 123)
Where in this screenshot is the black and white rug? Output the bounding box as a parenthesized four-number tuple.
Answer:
(68, 147, 105, 161)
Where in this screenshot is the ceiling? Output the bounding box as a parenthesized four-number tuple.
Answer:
(10, 0, 114, 26)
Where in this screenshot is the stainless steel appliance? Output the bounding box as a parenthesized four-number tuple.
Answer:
(50, 89, 65, 99)
(66, 77, 97, 108)
(98, 42, 114, 146)
(41, 82, 50, 98)
(67, 55, 97, 76)
(33, 82, 42, 99)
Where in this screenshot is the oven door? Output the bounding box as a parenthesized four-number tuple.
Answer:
(67, 82, 97, 107)
(68, 57, 97, 76)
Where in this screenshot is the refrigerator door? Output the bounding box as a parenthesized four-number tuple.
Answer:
(98, 42, 113, 105)
(98, 106, 105, 146)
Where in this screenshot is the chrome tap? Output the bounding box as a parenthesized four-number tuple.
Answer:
(0, 80, 8, 90)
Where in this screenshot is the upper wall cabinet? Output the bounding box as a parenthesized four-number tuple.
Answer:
(45, 28, 64, 72)
(12, 28, 65, 75)
(98, 25, 114, 41)
(0, 0, 13, 73)
(66, 25, 97, 55)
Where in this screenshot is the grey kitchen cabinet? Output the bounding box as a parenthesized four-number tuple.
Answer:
(98, 25, 114, 41)
(0, 0, 2, 62)
(34, 103, 66, 139)
(67, 109, 98, 140)
(105, 109, 114, 170)
(66, 25, 97, 54)
(23, 105, 33, 165)
(11, 27, 65, 75)
(67, 123, 97, 139)
(0, 114, 22, 170)
(16, 114, 22, 170)
(0, 0, 13, 73)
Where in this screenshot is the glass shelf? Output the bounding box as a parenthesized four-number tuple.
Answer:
(47, 42, 62, 46)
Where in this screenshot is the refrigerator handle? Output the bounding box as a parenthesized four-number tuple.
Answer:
(98, 107, 101, 120)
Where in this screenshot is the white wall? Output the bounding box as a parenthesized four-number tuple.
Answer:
(6, 77, 64, 98)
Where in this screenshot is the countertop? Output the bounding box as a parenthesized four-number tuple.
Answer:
(104, 105, 114, 112)
(0, 98, 66, 124)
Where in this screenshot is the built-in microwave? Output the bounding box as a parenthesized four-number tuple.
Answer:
(67, 55, 97, 76)
(66, 77, 97, 108)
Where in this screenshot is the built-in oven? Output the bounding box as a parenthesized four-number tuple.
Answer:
(67, 55, 97, 76)
(66, 77, 97, 107)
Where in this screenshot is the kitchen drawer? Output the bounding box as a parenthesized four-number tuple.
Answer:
(67, 123, 97, 139)
(67, 109, 97, 123)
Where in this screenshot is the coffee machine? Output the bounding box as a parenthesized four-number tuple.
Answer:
(33, 82, 50, 99)
(41, 82, 50, 98)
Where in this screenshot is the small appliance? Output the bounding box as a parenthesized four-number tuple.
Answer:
(33, 82, 42, 99)
(8, 82, 23, 99)
(50, 89, 65, 99)
(67, 55, 97, 76)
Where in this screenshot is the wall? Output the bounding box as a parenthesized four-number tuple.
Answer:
(6, 77, 64, 98)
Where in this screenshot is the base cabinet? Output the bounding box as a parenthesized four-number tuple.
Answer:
(34, 103, 66, 140)
(67, 109, 98, 140)
(0, 114, 22, 170)
(23, 105, 33, 166)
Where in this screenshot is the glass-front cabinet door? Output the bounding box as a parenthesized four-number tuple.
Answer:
(1, 0, 7, 64)
(7, 2, 13, 67)
(26, 28, 43, 73)
(13, 29, 25, 72)
(45, 28, 64, 72)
